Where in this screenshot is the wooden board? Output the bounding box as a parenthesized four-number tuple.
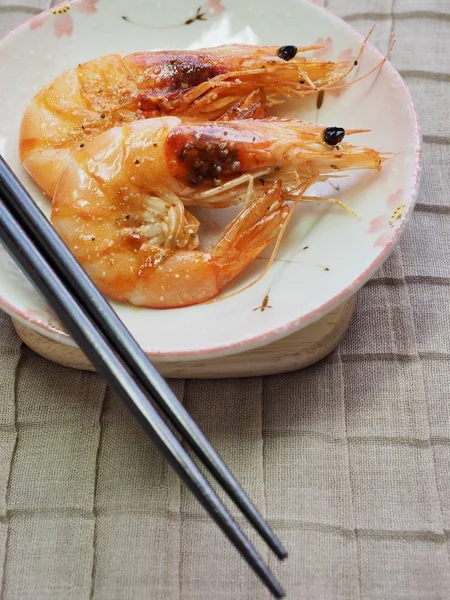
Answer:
(12, 295, 355, 378)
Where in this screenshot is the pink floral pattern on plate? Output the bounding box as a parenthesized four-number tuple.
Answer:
(314, 37, 353, 61)
(205, 0, 225, 16)
(30, 0, 99, 38)
(367, 189, 405, 248)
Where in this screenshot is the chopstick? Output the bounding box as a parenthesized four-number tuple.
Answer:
(0, 155, 287, 563)
(0, 157, 286, 598)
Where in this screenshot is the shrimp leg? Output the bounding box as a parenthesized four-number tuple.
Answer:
(128, 182, 289, 308)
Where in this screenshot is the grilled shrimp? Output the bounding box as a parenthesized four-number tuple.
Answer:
(20, 43, 353, 197)
(55, 115, 383, 210)
(50, 115, 384, 308)
(53, 168, 289, 308)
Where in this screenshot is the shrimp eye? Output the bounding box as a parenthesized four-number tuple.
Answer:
(323, 127, 345, 146)
(277, 45, 298, 61)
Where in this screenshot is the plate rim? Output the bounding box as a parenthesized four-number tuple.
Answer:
(0, 0, 423, 361)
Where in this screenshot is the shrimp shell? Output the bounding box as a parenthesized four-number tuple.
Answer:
(50, 115, 385, 308)
(20, 44, 351, 197)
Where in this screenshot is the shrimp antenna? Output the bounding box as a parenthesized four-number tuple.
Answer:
(300, 26, 395, 100)
(215, 177, 316, 303)
(320, 29, 396, 94)
(326, 25, 377, 88)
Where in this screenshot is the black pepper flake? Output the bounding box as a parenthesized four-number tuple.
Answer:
(91, 236, 95, 241)
(324, 267, 330, 271)
(354, 60, 358, 66)
(153, 143, 158, 148)
(125, 214, 130, 220)
(299, 79, 305, 84)
(81, 125, 85, 130)
(259, 178, 265, 185)
(252, 137, 256, 142)
(134, 159, 140, 164)
(274, 166, 280, 173)
(189, 173, 204, 185)
(80, 143, 85, 148)
(100, 113, 106, 119)
(223, 131, 228, 136)
(277, 45, 298, 61)
(330, 164, 340, 170)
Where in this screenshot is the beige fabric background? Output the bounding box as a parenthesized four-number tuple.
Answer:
(0, 0, 449, 598)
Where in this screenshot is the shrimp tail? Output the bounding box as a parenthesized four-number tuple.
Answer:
(216, 178, 316, 303)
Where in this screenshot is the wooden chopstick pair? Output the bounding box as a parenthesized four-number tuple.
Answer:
(0, 156, 287, 598)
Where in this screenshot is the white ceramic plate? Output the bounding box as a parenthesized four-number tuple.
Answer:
(0, 0, 421, 361)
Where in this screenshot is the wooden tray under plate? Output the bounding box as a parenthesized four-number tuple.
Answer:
(13, 295, 355, 378)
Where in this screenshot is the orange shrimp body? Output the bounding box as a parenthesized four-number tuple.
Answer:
(20, 44, 350, 197)
(50, 116, 384, 309)
(53, 160, 288, 308)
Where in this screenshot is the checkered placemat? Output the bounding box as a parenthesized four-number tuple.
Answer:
(0, 1, 449, 598)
